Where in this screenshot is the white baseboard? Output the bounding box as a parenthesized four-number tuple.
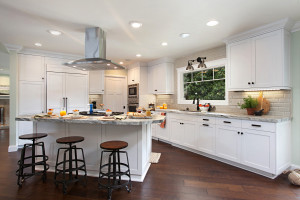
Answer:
(8, 145, 18, 152)
(289, 164, 300, 170)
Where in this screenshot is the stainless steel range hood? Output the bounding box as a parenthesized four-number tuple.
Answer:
(64, 27, 125, 70)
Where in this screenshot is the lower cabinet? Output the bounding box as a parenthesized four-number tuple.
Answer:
(169, 118, 197, 149)
(164, 113, 290, 177)
(215, 125, 240, 163)
(198, 123, 216, 155)
(241, 129, 275, 173)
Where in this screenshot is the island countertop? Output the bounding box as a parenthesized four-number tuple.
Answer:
(15, 114, 165, 125)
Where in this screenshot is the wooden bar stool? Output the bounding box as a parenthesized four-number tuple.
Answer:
(54, 136, 87, 194)
(16, 133, 49, 186)
(98, 140, 132, 200)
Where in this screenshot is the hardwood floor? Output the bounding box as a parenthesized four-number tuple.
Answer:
(1, 129, 299, 200)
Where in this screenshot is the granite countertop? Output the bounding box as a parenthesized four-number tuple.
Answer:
(155, 109, 291, 123)
(15, 114, 165, 126)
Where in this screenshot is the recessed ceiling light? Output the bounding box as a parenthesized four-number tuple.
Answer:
(161, 42, 168, 46)
(107, 63, 111, 66)
(179, 33, 190, 38)
(119, 62, 124, 65)
(136, 54, 142, 57)
(114, 67, 118, 69)
(34, 43, 42, 47)
(48, 30, 62, 36)
(206, 20, 219, 26)
(130, 21, 143, 28)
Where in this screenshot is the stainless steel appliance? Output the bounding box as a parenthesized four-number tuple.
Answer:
(128, 84, 139, 99)
(128, 84, 139, 112)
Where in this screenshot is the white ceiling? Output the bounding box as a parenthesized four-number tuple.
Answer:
(0, 0, 300, 65)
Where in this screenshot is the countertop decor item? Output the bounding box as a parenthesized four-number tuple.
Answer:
(256, 91, 270, 114)
(238, 95, 258, 115)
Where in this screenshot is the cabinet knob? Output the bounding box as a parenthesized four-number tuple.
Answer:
(154, 89, 158, 92)
(241, 132, 244, 135)
(102, 90, 104, 91)
(42, 77, 45, 80)
(132, 80, 134, 81)
(252, 82, 254, 84)
(238, 131, 240, 134)
(248, 82, 250, 85)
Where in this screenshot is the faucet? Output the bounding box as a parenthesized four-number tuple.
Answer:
(193, 97, 200, 111)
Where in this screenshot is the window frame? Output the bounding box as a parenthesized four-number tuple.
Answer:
(177, 58, 228, 105)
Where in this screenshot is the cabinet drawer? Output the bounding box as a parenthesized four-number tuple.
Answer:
(169, 113, 196, 122)
(242, 120, 276, 132)
(199, 116, 216, 124)
(216, 118, 242, 128)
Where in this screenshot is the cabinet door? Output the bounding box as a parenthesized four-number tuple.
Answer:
(19, 54, 45, 82)
(156, 124, 169, 141)
(89, 70, 105, 94)
(169, 120, 183, 145)
(182, 121, 197, 149)
(254, 30, 283, 88)
(216, 126, 241, 163)
(46, 72, 65, 114)
(228, 40, 252, 90)
(19, 81, 45, 114)
(65, 73, 88, 112)
(128, 67, 140, 84)
(154, 64, 166, 93)
(198, 123, 216, 155)
(128, 68, 134, 85)
(241, 129, 275, 173)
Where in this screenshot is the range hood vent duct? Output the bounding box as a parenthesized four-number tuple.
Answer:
(65, 27, 125, 70)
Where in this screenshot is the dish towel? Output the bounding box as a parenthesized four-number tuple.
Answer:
(160, 113, 166, 128)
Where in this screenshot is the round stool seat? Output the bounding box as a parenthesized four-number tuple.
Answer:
(56, 136, 84, 144)
(100, 141, 128, 150)
(19, 133, 48, 140)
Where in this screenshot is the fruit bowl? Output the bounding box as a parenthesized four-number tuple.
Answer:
(106, 109, 112, 116)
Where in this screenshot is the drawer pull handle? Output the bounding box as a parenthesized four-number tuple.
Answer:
(223, 121, 231, 124)
(203, 119, 209, 121)
(202, 124, 209, 126)
(251, 124, 261, 127)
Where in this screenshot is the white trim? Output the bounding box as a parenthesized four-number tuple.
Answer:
(292, 21, 300, 33)
(290, 164, 300, 170)
(224, 18, 294, 44)
(18, 47, 82, 60)
(177, 58, 228, 105)
(8, 145, 18, 152)
(4, 44, 23, 52)
(147, 57, 174, 67)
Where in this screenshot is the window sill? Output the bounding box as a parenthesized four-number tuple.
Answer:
(177, 99, 228, 106)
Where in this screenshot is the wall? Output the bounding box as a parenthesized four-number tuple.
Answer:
(156, 45, 291, 117)
(291, 30, 300, 166)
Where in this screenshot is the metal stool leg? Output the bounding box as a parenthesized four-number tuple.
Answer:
(80, 148, 87, 185)
(41, 141, 47, 182)
(17, 145, 26, 186)
(117, 150, 121, 184)
(31, 139, 36, 174)
(73, 145, 79, 179)
(125, 151, 132, 192)
(62, 149, 68, 194)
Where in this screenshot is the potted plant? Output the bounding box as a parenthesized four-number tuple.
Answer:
(238, 95, 258, 115)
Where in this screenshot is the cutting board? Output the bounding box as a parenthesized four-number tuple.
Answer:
(256, 92, 270, 114)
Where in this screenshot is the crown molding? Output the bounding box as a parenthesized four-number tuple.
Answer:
(292, 21, 300, 33)
(18, 48, 82, 60)
(4, 44, 23, 52)
(224, 18, 295, 44)
(147, 57, 175, 67)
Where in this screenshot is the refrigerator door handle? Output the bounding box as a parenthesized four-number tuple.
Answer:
(63, 97, 66, 108)
(65, 97, 68, 113)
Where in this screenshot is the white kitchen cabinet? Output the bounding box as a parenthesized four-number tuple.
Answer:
(18, 54, 45, 82)
(241, 129, 275, 173)
(148, 60, 174, 94)
(198, 123, 215, 155)
(227, 28, 290, 91)
(89, 70, 105, 94)
(47, 72, 88, 113)
(227, 40, 252, 90)
(216, 125, 241, 163)
(169, 119, 184, 145)
(128, 67, 140, 85)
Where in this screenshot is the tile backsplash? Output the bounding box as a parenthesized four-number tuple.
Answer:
(156, 90, 292, 117)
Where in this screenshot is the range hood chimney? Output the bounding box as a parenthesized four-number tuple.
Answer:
(65, 27, 125, 70)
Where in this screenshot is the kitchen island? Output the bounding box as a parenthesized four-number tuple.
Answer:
(15, 114, 165, 182)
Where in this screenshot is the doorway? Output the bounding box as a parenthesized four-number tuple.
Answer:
(103, 76, 127, 112)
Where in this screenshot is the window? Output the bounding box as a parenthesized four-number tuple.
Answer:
(177, 58, 227, 105)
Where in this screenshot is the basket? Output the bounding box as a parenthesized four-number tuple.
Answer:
(284, 169, 300, 186)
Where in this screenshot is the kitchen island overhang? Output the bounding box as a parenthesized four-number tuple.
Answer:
(15, 115, 165, 182)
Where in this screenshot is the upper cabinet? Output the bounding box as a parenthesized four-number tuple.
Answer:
(128, 67, 140, 85)
(89, 70, 105, 94)
(147, 58, 174, 94)
(226, 19, 292, 91)
(19, 54, 45, 82)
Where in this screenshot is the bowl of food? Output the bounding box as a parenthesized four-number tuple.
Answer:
(106, 109, 112, 116)
(73, 109, 79, 116)
(199, 104, 210, 112)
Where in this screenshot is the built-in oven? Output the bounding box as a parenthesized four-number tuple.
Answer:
(128, 84, 139, 99)
(128, 103, 139, 112)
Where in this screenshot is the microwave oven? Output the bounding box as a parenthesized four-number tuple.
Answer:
(128, 84, 139, 98)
